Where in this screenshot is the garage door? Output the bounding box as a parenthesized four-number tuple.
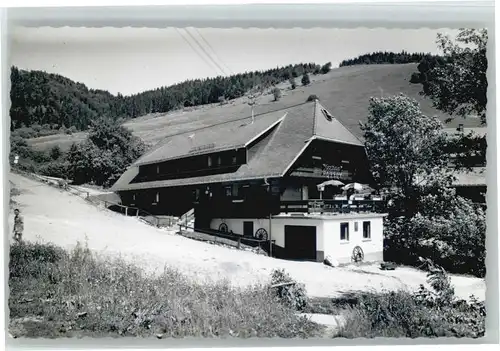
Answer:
(284, 225, 317, 261)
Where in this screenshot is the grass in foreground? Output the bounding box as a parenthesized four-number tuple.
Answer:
(9, 242, 322, 338)
(336, 290, 485, 338)
(305, 279, 485, 338)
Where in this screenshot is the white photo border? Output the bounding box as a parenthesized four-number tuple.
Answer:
(1, 1, 498, 350)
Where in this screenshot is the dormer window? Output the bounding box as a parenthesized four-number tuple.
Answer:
(321, 109, 333, 122)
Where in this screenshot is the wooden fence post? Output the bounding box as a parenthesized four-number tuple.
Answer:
(237, 237, 241, 249)
(269, 214, 273, 258)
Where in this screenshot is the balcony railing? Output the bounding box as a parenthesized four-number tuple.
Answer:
(280, 198, 385, 215)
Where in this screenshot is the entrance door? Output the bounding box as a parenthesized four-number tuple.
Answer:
(243, 221, 254, 237)
(284, 225, 317, 260)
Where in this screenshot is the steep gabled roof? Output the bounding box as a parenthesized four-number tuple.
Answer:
(313, 101, 363, 146)
(111, 100, 364, 191)
(134, 109, 286, 166)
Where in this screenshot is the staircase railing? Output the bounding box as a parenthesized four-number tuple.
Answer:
(178, 208, 195, 229)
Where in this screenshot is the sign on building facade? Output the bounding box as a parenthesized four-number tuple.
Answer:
(322, 164, 350, 180)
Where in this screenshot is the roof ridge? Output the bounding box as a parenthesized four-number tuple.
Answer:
(312, 99, 318, 135)
(251, 111, 289, 160)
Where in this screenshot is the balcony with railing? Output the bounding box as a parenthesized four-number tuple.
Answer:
(280, 196, 385, 215)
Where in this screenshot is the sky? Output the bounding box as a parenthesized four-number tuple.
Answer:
(10, 27, 456, 96)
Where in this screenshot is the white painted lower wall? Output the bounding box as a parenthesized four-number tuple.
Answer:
(210, 214, 385, 263)
(270, 217, 325, 249)
(323, 215, 384, 263)
(210, 218, 270, 237)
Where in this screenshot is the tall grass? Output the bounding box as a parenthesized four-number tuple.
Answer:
(304, 259, 486, 339)
(9, 242, 322, 338)
(335, 290, 485, 338)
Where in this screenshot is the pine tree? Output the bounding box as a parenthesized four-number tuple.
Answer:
(301, 72, 311, 86)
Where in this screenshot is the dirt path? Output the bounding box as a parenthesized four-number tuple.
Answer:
(8, 173, 485, 301)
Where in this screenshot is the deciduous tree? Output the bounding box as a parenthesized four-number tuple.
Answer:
(67, 119, 146, 187)
(419, 29, 488, 125)
(361, 94, 450, 216)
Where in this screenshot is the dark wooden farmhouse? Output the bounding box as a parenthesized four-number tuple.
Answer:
(112, 100, 386, 263)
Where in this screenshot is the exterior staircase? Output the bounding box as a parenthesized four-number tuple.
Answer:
(177, 208, 195, 232)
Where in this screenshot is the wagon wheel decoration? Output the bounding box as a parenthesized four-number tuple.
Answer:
(255, 228, 268, 241)
(351, 246, 364, 263)
(218, 223, 228, 233)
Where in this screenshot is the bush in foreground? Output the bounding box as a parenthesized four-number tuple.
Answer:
(270, 269, 308, 311)
(9, 242, 321, 338)
(334, 260, 485, 338)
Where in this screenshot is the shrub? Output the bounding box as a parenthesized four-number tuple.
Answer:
(414, 196, 486, 277)
(320, 62, 332, 74)
(272, 88, 281, 101)
(38, 160, 70, 179)
(49, 146, 62, 160)
(301, 73, 311, 86)
(270, 269, 308, 311)
(384, 195, 486, 277)
(306, 94, 318, 102)
(9, 242, 67, 279)
(336, 262, 485, 338)
(15, 127, 37, 139)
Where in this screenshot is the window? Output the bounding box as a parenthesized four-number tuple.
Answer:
(354, 222, 358, 232)
(132, 194, 136, 201)
(193, 189, 200, 201)
(217, 156, 222, 166)
(156, 165, 160, 174)
(232, 184, 239, 197)
(232, 155, 237, 164)
(208, 156, 212, 167)
(340, 222, 349, 241)
(225, 186, 232, 197)
(155, 192, 160, 203)
(363, 221, 371, 239)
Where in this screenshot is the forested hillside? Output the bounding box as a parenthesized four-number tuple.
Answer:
(339, 51, 441, 67)
(11, 51, 446, 134)
(10, 62, 329, 132)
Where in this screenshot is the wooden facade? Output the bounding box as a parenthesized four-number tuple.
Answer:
(118, 138, 376, 223)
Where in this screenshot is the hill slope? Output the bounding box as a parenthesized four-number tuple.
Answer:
(11, 62, 324, 133)
(9, 172, 485, 300)
(27, 63, 482, 152)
